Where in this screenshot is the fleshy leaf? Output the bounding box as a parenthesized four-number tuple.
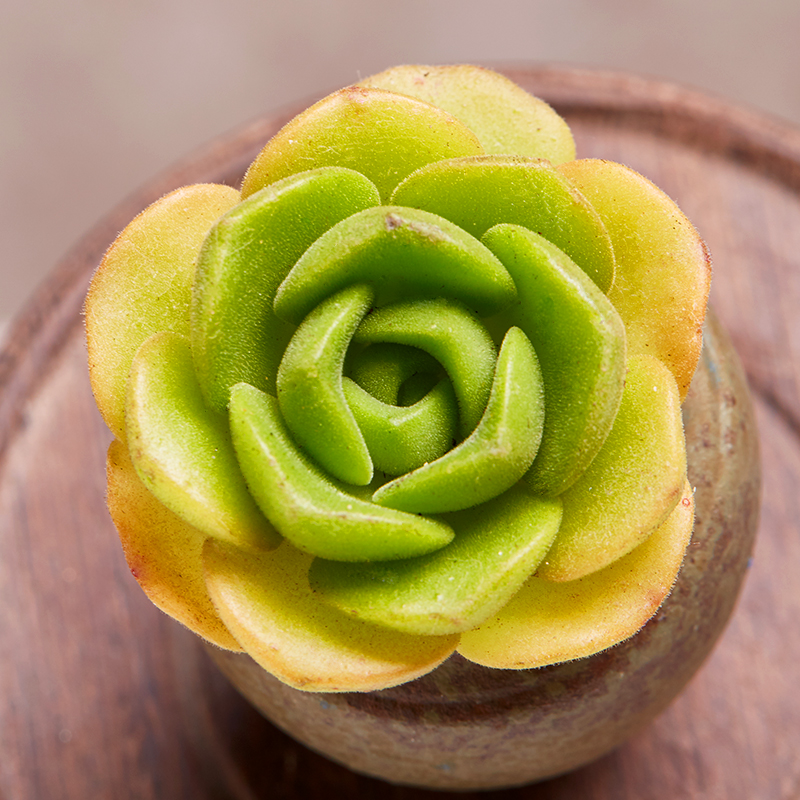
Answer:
(203, 540, 459, 692)
(343, 377, 459, 476)
(457, 481, 695, 668)
(86, 184, 240, 440)
(229, 383, 455, 561)
(558, 159, 711, 399)
(393, 155, 615, 293)
(537, 354, 687, 581)
(359, 64, 575, 164)
(372, 328, 545, 514)
(482, 224, 626, 496)
(192, 167, 380, 412)
(273, 206, 517, 325)
(310, 485, 562, 636)
(353, 296, 497, 438)
(125, 332, 279, 551)
(348, 342, 442, 405)
(277, 284, 375, 486)
(241, 86, 484, 202)
(106, 440, 241, 651)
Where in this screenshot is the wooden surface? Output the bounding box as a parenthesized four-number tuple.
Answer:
(1, 66, 798, 799)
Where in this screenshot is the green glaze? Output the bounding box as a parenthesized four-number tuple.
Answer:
(272, 206, 517, 325)
(343, 377, 459, 476)
(310, 485, 562, 636)
(393, 156, 615, 293)
(125, 332, 279, 551)
(353, 297, 497, 438)
(482, 225, 626, 497)
(240, 86, 484, 202)
(192, 168, 380, 412)
(277, 284, 375, 486)
(372, 328, 544, 514)
(229, 383, 455, 562)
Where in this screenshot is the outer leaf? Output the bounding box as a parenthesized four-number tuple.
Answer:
(86, 184, 240, 440)
(537, 354, 687, 581)
(106, 440, 241, 651)
(241, 86, 484, 202)
(359, 64, 575, 164)
(457, 481, 695, 668)
(203, 540, 459, 692)
(558, 159, 711, 399)
(126, 332, 279, 551)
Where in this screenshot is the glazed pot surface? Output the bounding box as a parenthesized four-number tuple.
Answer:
(207, 311, 760, 790)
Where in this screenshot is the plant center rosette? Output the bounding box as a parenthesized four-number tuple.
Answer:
(86, 65, 711, 693)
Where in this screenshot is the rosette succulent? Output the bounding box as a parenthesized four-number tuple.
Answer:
(86, 65, 710, 692)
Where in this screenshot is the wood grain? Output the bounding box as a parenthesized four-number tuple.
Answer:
(1, 66, 798, 799)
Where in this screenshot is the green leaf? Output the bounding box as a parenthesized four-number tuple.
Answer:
(343, 377, 458, 476)
(352, 296, 497, 437)
(86, 184, 240, 440)
(457, 481, 694, 668)
(125, 332, 279, 551)
(273, 206, 517, 325)
(241, 86, 484, 202)
(204, 539, 459, 691)
(277, 284, 375, 486)
(310, 484, 562, 636)
(537, 354, 687, 581)
(558, 158, 710, 399)
(229, 383, 455, 562)
(192, 167, 380, 412)
(372, 327, 544, 514)
(393, 155, 615, 292)
(359, 64, 575, 164)
(482, 224, 626, 496)
(347, 342, 442, 405)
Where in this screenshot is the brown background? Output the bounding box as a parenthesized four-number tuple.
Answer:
(3, 0, 800, 336)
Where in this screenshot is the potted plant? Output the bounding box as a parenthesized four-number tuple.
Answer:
(85, 64, 759, 789)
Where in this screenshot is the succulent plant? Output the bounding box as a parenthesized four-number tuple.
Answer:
(86, 65, 710, 692)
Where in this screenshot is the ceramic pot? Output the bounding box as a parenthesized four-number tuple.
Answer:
(206, 311, 760, 791)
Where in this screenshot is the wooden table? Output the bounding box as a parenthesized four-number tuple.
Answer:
(1, 66, 798, 799)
